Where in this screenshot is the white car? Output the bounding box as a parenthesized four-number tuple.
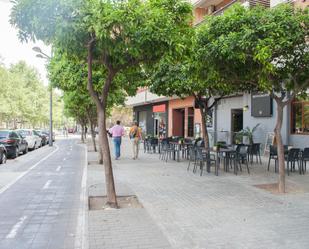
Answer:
(16, 129, 42, 150)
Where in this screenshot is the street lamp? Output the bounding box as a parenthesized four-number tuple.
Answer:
(32, 46, 53, 147)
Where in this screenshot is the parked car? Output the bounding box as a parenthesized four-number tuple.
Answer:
(0, 130, 28, 158)
(16, 129, 42, 150)
(42, 130, 56, 143)
(36, 130, 48, 146)
(0, 144, 7, 164)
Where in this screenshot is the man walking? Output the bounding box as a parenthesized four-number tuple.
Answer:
(129, 122, 142, 160)
(109, 120, 125, 160)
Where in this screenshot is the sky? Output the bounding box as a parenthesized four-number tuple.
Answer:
(0, 0, 50, 84)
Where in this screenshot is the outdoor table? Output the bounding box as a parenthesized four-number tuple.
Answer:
(216, 147, 237, 172)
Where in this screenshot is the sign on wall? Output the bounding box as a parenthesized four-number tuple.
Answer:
(251, 93, 273, 117)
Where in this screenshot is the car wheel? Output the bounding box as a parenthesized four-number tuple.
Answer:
(12, 147, 19, 159)
(0, 152, 6, 164)
(24, 146, 28, 154)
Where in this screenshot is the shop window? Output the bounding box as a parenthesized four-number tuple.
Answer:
(291, 100, 309, 134)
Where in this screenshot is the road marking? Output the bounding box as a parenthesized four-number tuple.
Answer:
(0, 144, 59, 195)
(56, 166, 62, 172)
(75, 144, 88, 249)
(43, 180, 52, 189)
(6, 216, 27, 239)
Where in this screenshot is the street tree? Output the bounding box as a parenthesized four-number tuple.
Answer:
(150, 47, 231, 153)
(196, 4, 309, 192)
(11, 0, 192, 207)
(48, 51, 126, 157)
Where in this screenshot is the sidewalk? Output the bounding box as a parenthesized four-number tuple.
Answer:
(86, 138, 309, 249)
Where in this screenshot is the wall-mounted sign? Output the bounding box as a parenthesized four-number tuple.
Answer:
(251, 93, 273, 117)
(153, 104, 166, 113)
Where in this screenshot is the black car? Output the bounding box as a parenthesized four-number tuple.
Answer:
(0, 130, 28, 158)
(0, 144, 7, 164)
(36, 130, 48, 146)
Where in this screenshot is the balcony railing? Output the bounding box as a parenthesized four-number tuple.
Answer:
(194, 0, 270, 26)
(212, 0, 239, 16)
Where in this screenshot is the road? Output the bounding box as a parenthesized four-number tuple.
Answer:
(0, 137, 87, 249)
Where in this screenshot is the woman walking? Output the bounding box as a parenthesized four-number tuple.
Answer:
(129, 122, 142, 160)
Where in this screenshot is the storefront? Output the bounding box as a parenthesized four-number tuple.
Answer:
(168, 96, 202, 138)
(133, 101, 168, 138)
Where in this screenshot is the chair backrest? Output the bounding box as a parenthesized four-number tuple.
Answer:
(195, 147, 203, 160)
(184, 138, 193, 144)
(252, 143, 260, 153)
(269, 145, 277, 155)
(288, 148, 300, 160)
(150, 138, 158, 145)
(238, 145, 248, 155)
(196, 140, 204, 147)
(303, 148, 309, 159)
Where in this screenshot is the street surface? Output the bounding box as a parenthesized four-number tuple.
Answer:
(0, 137, 87, 249)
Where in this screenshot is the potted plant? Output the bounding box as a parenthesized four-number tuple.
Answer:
(236, 123, 260, 145)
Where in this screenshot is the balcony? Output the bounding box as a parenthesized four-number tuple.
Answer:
(193, 0, 270, 26)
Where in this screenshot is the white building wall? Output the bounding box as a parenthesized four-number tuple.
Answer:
(242, 93, 288, 150)
(216, 95, 243, 144)
(216, 94, 291, 150)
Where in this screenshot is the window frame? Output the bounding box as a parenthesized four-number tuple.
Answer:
(291, 100, 309, 135)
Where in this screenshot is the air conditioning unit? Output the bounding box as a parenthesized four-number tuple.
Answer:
(208, 5, 215, 14)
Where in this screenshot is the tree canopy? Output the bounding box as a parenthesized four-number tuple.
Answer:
(0, 60, 64, 129)
(195, 3, 309, 192)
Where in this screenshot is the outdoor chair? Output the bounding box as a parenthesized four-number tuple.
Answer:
(161, 142, 178, 162)
(225, 151, 238, 175)
(250, 143, 262, 164)
(159, 139, 169, 160)
(187, 145, 197, 172)
(285, 148, 301, 175)
(301, 148, 309, 174)
(143, 138, 149, 153)
(196, 140, 205, 148)
(194, 147, 217, 176)
(150, 138, 158, 153)
(236, 144, 250, 174)
(268, 145, 278, 172)
(182, 138, 193, 159)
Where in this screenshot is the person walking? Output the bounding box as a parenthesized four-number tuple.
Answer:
(109, 120, 125, 160)
(129, 122, 142, 160)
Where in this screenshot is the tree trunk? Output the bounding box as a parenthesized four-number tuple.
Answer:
(274, 99, 285, 193)
(198, 101, 211, 173)
(86, 38, 117, 207)
(200, 107, 210, 150)
(81, 124, 85, 143)
(88, 116, 97, 152)
(97, 107, 118, 208)
(97, 111, 104, 164)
